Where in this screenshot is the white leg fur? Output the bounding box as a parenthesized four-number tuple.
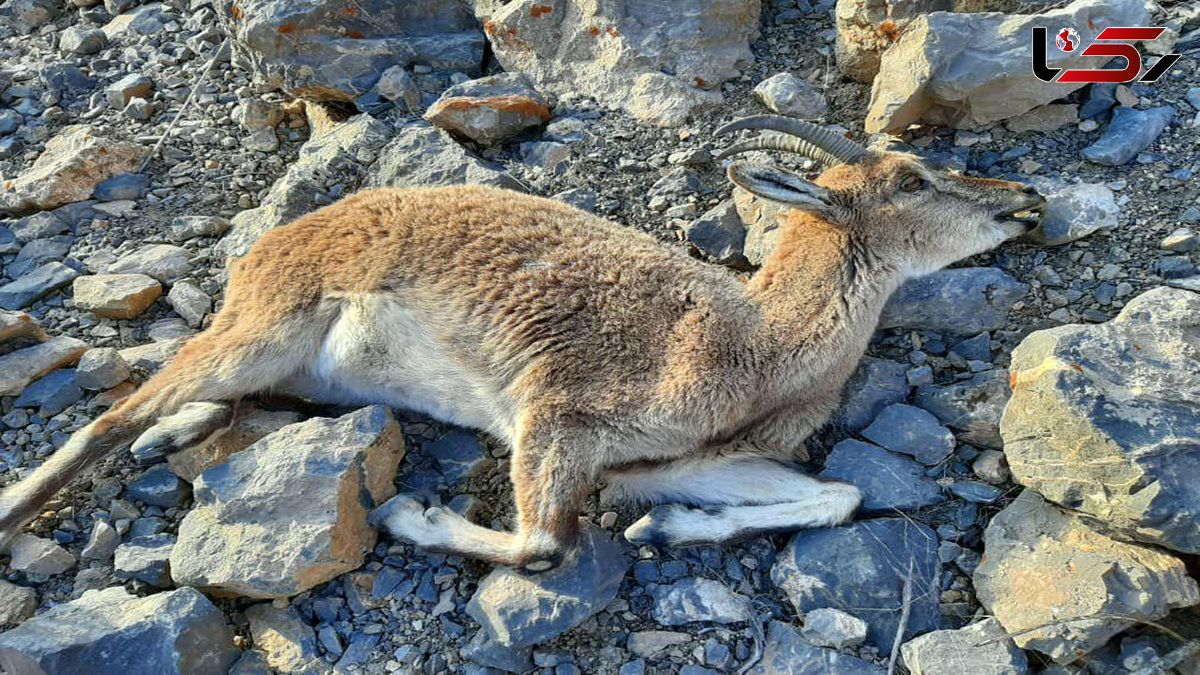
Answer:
(372, 495, 562, 570)
(607, 458, 862, 547)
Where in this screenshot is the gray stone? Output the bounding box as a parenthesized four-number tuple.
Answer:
(424, 73, 550, 147)
(217, 115, 393, 259)
(972, 449, 1010, 485)
(0, 309, 43, 343)
(1001, 287, 1200, 553)
(376, 66, 421, 111)
(820, 439, 946, 512)
(900, 618, 1028, 675)
(8, 237, 72, 279)
(169, 215, 230, 242)
(1004, 104, 1079, 133)
(650, 578, 752, 626)
(105, 74, 154, 109)
(947, 481, 1002, 504)
(771, 518, 940, 655)
(244, 603, 322, 673)
(1081, 106, 1175, 166)
(748, 621, 884, 674)
(0, 581, 37, 626)
(686, 200, 747, 268)
(462, 630, 535, 674)
(834, 357, 911, 430)
(864, 0, 1149, 132)
(862, 403, 955, 465)
(1024, 179, 1119, 246)
(834, 0, 951, 83)
(171, 406, 404, 598)
(10, 0, 60, 32)
(0, 336, 88, 396)
(9, 534, 76, 576)
(914, 369, 1011, 449)
(214, 0, 482, 102)
(80, 519, 119, 560)
(754, 73, 829, 119)
(428, 429, 489, 485)
(0, 125, 147, 216)
(167, 280, 211, 328)
(9, 212, 69, 243)
(467, 526, 629, 648)
(0, 110, 20, 137)
(107, 245, 193, 282)
(880, 268, 1026, 335)
(974, 491, 1198, 663)
(14, 368, 82, 416)
(72, 273, 162, 319)
(552, 188, 598, 214)
(364, 121, 522, 193)
(1162, 228, 1199, 253)
(520, 141, 571, 175)
(114, 534, 175, 587)
(75, 347, 130, 390)
(0, 587, 238, 675)
(126, 464, 191, 508)
(627, 631, 690, 659)
(800, 607, 869, 649)
(487, 0, 758, 127)
(166, 407, 305, 482)
(119, 338, 183, 375)
(0, 262, 82, 310)
(0, 226, 17, 255)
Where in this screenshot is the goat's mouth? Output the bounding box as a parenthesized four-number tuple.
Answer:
(995, 203, 1045, 230)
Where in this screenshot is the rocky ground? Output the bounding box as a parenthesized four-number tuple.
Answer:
(0, 0, 1199, 673)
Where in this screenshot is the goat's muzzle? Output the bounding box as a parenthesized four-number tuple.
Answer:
(995, 187, 1046, 231)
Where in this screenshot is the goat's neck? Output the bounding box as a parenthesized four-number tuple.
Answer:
(745, 212, 905, 364)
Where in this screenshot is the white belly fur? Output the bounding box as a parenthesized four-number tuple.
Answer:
(301, 295, 507, 433)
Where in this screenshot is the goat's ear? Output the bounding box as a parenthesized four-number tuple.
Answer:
(726, 161, 834, 212)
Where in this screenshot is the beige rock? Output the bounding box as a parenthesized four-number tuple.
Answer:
(168, 407, 305, 482)
(487, 0, 759, 127)
(0, 309, 45, 344)
(9, 534, 76, 576)
(245, 603, 322, 673)
(72, 274, 162, 319)
(0, 336, 88, 396)
(732, 187, 789, 266)
(0, 125, 147, 216)
(119, 337, 184, 375)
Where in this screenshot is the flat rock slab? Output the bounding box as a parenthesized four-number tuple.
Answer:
(363, 121, 522, 194)
(880, 267, 1026, 335)
(0, 587, 238, 675)
(0, 309, 45, 343)
(72, 273, 161, 319)
(170, 405, 404, 598)
(1001, 287, 1200, 553)
(1024, 179, 1119, 246)
(771, 518, 941, 655)
(245, 603, 323, 673)
(974, 490, 1199, 663)
(820, 439, 945, 513)
(900, 618, 1028, 675)
(833, 356, 911, 431)
(861, 403, 955, 466)
(106, 244, 193, 282)
(167, 406, 304, 482)
(650, 577, 752, 626)
(0, 335, 88, 396)
(747, 621, 884, 674)
(914, 369, 1010, 450)
(0, 261, 81, 310)
(467, 526, 629, 648)
(427, 429, 490, 485)
(0, 124, 147, 216)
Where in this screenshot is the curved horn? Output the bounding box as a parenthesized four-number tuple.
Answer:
(714, 115, 870, 166)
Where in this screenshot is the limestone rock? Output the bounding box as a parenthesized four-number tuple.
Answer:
(0, 336, 88, 396)
(801, 607, 869, 650)
(114, 534, 175, 587)
(0, 125, 147, 216)
(834, 0, 951, 83)
(754, 73, 829, 119)
(74, 347, 130, 390)
(1024, 179, 1119, 246)
(900, 618, 1028, 675)
(8, 534, 76, 576)
(245, 603, 322, 673)
(72, 274, 162, 319)
(106, 245, 193, 282)
(686, 200, 748, 268)
(424, 73, 550, 147)
(214, 0, 483, 102)
(733, 186, 789, 266)
(650, 578, 752, 626)
(487, 0, 760, 127)
(0, 262, 82, 310)
(467, 526, 629, 648)
(1080, 106, 1175, 167)
(772, 518, 940, 655)
(170, 406, 404, 598)
(1005, 103, 1079, 133)
(820, 439, 946, 513)
(166, 280, 211, 328)
(861, 403, 955, 465)
(1001, 287, 1200, 553)
(748, 621, 884, 674)
(363, 121, 522, 193)
(864, 0, 1149, 133)
(216, 115, 393, 259)
(974, 490, 1199, 663)
(0, 587, 238, 674)
(0, 581, 37, 626)
(879, 267, 1027, 335)
(0, 309, 44, 344)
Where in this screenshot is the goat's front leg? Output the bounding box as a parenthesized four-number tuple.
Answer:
(609, 456, 861, 548)
(374, 414, 599, 572)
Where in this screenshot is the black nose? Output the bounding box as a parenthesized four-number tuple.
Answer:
(1021, 185, 1039, 195)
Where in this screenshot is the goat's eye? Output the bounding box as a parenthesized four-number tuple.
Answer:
(899, 175, 926, 192)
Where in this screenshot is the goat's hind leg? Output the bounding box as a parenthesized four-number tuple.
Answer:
(609, 457, 861, 548)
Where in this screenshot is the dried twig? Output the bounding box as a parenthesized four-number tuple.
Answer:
(137, 38, 231, 174)
(887, 557, 915, 675)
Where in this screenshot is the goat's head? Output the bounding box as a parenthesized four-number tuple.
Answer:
(717, 116, 1045, 277)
